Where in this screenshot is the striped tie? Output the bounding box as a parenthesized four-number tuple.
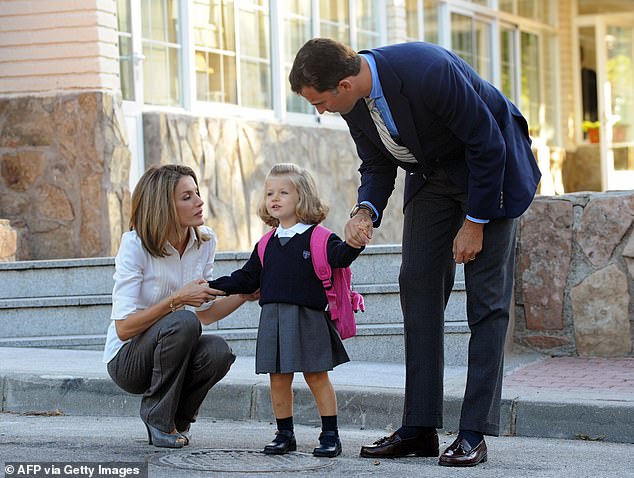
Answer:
(365, 98, 417, 164)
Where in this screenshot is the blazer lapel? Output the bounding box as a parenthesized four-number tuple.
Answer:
(369, 50, 426, 166)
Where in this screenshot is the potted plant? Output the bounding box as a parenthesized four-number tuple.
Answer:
(582, 120, 600, 143)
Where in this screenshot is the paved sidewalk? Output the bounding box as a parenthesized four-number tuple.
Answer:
(2, 415, 633, 478)
(0, 347, 633, 444)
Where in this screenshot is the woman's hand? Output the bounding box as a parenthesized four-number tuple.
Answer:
(173, 280, 223, 308)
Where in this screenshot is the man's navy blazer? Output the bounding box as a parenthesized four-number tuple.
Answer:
(342, 42, 541, 226)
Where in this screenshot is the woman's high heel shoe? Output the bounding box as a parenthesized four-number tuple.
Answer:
(144, 422, 186, 448)
(178, 429, 191, 446)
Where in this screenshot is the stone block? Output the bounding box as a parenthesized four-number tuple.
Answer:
(0, 219, 17, 261)
(0, 150, 45, 192)
(571, 265, 631, 356)
(577, 195, 634, 268)
(523, 335, 571, 350)
(623, 232, 634, 279)
(519, 198, 573, 330)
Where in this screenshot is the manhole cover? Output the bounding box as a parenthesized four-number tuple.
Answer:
(151, 448, 335, 473)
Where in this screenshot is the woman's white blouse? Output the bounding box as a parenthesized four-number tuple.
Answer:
(102, 226, 217, 363)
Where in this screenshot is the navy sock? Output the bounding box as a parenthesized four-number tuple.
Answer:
(272, 416, 294, 444)
(458, 430, 483, 448)
(276, 416, 294, 432)
(321, 415, 338, 433)
(397, 426, 436, 439)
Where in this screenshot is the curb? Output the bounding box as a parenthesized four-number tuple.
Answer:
(2, 372, 632, 444)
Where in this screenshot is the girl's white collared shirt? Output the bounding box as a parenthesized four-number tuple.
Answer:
(275, 222, 311, 238)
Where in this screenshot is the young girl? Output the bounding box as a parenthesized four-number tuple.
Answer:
(210, 163, 363, 457)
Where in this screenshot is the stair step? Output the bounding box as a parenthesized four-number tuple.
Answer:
(0, 322, 470, 366)
(0, 247, 470, 365)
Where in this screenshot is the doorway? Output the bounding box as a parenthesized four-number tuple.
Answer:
(577, 14, 634, 191)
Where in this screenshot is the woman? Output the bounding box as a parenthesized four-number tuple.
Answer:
(103, 164, 249, 448)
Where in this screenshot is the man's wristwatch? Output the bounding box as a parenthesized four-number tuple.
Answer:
(349, 203, 375, 219)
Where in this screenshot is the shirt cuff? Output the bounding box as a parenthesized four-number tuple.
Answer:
(360, 201, 379, 223)
(466, 215, 490, 224)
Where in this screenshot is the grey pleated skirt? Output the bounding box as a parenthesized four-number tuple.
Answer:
(255, 303, 350, 374)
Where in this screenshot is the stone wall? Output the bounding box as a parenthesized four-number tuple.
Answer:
(143, 112, 405, 251)
(0, 92, 130, 260)
(515, 192, 634, 356)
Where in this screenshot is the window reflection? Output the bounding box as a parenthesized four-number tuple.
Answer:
(521, 31, 540, 136)
(142, 0, 182, 106)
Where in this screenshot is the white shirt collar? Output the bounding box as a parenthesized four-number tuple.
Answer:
(275, 222, 312, 238)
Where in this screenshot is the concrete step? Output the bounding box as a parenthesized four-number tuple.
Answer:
(0, 246, 465, 298)
(0, 246, 470, 364)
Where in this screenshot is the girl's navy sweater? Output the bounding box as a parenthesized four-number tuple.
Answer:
(210, 225, 362, 310)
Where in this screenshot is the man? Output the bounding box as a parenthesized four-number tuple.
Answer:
(289, 38, 540, 467)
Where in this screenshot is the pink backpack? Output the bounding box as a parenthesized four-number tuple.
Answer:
(256, 224, 364, 339)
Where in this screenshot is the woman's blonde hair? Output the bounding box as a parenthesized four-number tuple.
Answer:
(258, 163, 329, 227)
(129, 164, 209, 257)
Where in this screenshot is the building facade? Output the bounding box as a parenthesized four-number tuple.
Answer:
(0, 0, 633, 258)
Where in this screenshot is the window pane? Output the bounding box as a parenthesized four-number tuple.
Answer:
(320, 22, 350, 44)
(193, 0, 236, 51)
(193, 0, 238, 104)
(238, 0, 271, 108)
(284, 0, 311, 16)
(320, 0, 349, 44)
(356, 0, 380, 49)
(357, 0, 377, 31)
(140, 0, 182, 107)
(541, 32, 557, 142)
(607, 25, 634, 145)
(195, 51, 237, 103)
(406, 0, 420, 40)
(119, 35, 135, 101)
(518, 0, 551, 23)
(141, 0, 180, 42)
(282, 0, 312, 113)
(117, 0, 131, 33)
(240, 59, 271, 108)
(424, 0, 438, 44)
(451, 13, 474, 67)
(239, 1, 270, 58)
(521, 31, 540, 136)
(499, 0, 513, 14)
(500, 27, 517, 102)
(143, 44, 181, 106)
(475, 20, 492, 81)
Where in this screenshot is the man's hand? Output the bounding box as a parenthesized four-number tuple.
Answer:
(453, 219, 484, 264)
(345, 211, 373, 248)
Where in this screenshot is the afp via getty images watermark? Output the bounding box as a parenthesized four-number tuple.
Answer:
(4, 463, 147, 478)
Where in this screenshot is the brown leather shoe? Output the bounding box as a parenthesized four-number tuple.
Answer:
(360, 431, 439, 458)
(438, 437, 487, 467)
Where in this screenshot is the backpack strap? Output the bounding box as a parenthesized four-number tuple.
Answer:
(309, 224, 333, 287)
(257, 229, 276, 265)
(310, 224, 339, 317)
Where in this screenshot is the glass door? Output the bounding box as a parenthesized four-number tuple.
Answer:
(597, 16, 634, 190)
(597, 16, 634, 189)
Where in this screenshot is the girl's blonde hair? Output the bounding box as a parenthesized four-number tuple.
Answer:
(258, 163, 329, 227)
(129, 164, 209, 257)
